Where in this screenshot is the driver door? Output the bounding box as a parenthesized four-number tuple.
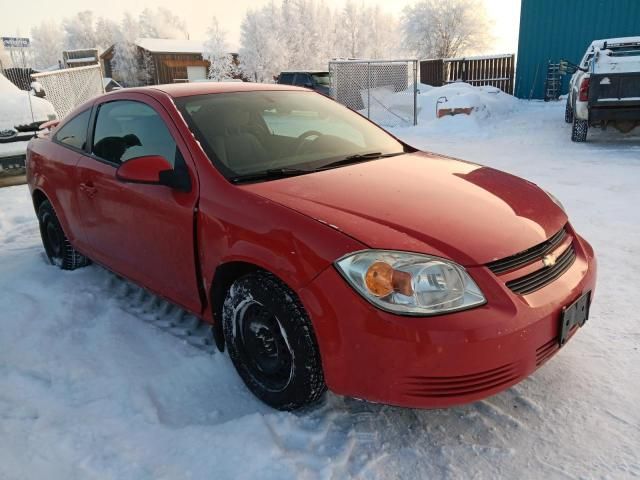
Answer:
(75, 94, 202, 314)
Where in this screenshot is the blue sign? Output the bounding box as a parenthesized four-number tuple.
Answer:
(2, 37, 30, 48)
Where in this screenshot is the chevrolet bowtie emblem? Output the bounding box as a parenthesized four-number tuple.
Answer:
(542, 253, 557, 267)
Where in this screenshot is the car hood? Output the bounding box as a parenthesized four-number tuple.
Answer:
(242, 152, 567, 266)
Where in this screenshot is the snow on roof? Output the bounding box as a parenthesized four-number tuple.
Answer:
(66, 57, 97, 64)
(64, 48, 98, 53)
(590, 36, 640, 48)
(102, 77, 122, 88)
(136, 38, 205, 54)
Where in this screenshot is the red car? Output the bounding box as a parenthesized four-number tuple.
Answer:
(26, 83, 597, 410)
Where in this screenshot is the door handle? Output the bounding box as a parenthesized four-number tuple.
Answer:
(79, 182, 97, 198)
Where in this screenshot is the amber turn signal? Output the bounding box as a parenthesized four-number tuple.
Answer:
(365, 262, 414, 297)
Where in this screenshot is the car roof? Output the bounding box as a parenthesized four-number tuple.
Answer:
(122, 82, 308, 98)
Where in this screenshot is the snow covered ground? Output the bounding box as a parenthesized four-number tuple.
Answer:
(1, 97, 639, 479)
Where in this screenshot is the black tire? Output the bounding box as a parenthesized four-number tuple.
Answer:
(222, 271, 326, 410)
(565, 98, 574, 123)
(571, 118, 588, 142)
(37, 200, 90, 270)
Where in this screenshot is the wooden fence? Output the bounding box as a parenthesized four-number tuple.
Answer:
(420, 54, 515, 94)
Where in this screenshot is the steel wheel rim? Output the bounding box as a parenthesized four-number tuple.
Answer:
(235, 300, 293, 392)
(42, 212, 63, 259)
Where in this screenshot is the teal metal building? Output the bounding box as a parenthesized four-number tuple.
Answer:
(515, 0, 640, 99)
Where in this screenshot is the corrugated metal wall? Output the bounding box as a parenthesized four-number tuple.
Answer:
(515, 0, 640, 99)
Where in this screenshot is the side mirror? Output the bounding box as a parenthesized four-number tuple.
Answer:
(116, 155, 191, 192)
(304, 82, 314, 88)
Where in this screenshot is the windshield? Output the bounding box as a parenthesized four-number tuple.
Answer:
(176, 90, 406, 181)
(311, 73, 330, 86)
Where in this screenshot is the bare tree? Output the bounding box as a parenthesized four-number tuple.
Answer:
(238, 0, 403, 82)
(62, 11, 99, 50)
(203, 17, 237, 81)
(30, 21, 65, 69)
(111, 13, 149, 87)
(339, 1, 364, 58)
(239, 4, 286, 82)
(402, 0, 490, 59)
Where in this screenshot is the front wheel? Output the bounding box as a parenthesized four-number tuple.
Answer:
(222, 271, 326, 410)
(37, 200, 90, 270)
(571, 118, 588, 142)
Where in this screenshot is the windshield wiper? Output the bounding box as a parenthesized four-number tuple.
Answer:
(316, 151, 404, 170)
(230, 152, 406, 183)
(230, 167, 313, 184)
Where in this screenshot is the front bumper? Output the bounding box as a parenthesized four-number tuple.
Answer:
(298, 230, 597, 408)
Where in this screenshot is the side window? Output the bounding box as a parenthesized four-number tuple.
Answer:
(581, 53, 593, 69)
(294, 74, 311, 86)
(279, 73, 294, 85)
(54, 109, 91, 150)
(92, 100, 177, 166)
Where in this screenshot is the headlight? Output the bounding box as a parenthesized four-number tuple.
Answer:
(335, 250, 486, 316)
(545, 189, 565, 212)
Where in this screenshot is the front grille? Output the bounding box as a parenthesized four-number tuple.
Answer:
(403, 362, 522, 398)
(486, 227, 567, 274)
(505, 244, 576, 295)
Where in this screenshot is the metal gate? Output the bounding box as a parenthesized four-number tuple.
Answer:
(329, 60, 418, 127)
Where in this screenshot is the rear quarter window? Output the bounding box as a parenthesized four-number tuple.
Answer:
(53, 109, 91, 151)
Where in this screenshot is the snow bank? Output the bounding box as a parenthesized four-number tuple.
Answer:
(0, 74, 57, 130)
(363, 82, 519, 132)
(416, 82, 518, 123)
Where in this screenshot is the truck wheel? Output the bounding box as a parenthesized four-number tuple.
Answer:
(565, 98, 574, 123)
(37, 200, 90, 270)
(571, 119, 588, 142)
(222, 271, 326, 410)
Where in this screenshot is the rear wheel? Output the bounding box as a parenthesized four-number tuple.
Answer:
(571, 119, 588, 142)
(222, 271, 326, 410)
(564, 98, 574, 123)
(37, 200, 90, 270)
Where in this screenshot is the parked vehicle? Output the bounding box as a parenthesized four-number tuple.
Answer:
(0, 73, 57, 144)
(27, 83, 596, 410)
(567, 37, 640, 142)
(277, 71, 330, 95)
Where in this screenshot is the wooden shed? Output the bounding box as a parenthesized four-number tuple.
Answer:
(101, 38, 211, 86)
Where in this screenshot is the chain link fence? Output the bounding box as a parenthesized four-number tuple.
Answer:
(32, 64, 104, 120)
(329, 60, 418, 127)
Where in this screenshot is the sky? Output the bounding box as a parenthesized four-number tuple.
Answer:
(0, 0, 521, 54)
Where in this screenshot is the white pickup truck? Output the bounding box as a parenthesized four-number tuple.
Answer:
(566, 36, 640, 142)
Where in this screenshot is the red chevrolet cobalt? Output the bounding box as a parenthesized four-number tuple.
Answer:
(26, 83, 596, 410)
